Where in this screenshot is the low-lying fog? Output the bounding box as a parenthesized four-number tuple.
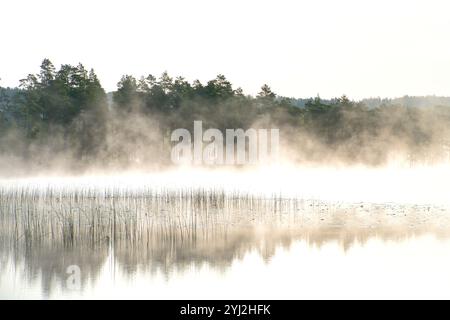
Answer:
(2, 165, 450, 206)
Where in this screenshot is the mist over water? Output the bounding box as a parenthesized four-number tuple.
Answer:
(3, 61, 450, 299)
(1, 163, 450, 299)
(2, 164, 450, 205)
(3, 107, 450, 298)
(3, 0, 450, 300)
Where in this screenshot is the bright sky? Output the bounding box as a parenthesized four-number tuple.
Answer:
(1, 0, 450, 99)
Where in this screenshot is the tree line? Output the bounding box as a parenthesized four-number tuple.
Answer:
(1, 59, 450, 172)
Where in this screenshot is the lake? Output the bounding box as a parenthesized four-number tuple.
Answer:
(1, 170, 450, 299)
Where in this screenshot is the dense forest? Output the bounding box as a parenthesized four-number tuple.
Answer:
(1, 59, 450, 174)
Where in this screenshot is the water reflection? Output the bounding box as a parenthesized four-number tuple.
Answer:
(1, 189, 450, 299)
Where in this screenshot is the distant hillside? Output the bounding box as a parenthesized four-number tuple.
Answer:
(283, 95, 450, 109)
(360, 96, 450, 109)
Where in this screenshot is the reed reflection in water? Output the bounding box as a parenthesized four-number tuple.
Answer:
(1, 186, 450, 299)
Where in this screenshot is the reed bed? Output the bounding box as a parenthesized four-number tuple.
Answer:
(1, 183, 448, 250)
(0, 185, 313, 249)
(2, 183, 450, 295)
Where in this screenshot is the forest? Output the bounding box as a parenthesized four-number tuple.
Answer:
(1, 59, 450, 174)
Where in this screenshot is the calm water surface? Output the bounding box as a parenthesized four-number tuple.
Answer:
(1, 178, 450, 299)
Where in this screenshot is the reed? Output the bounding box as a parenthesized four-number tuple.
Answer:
(2, 182, 449, 295)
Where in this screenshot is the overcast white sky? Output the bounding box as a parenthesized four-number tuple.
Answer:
(1, 0, 450, 99)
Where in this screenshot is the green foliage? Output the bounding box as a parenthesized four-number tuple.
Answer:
(19, 59, 106, 126)
(2, 59, 450, 169)
(257, 84, 276, 99)
(114, 75, 139, 111)
(8, 59, 107, 162)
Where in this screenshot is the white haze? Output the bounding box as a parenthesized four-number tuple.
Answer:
(1, 0, 450, 99)
(2, 165, 450, 206)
